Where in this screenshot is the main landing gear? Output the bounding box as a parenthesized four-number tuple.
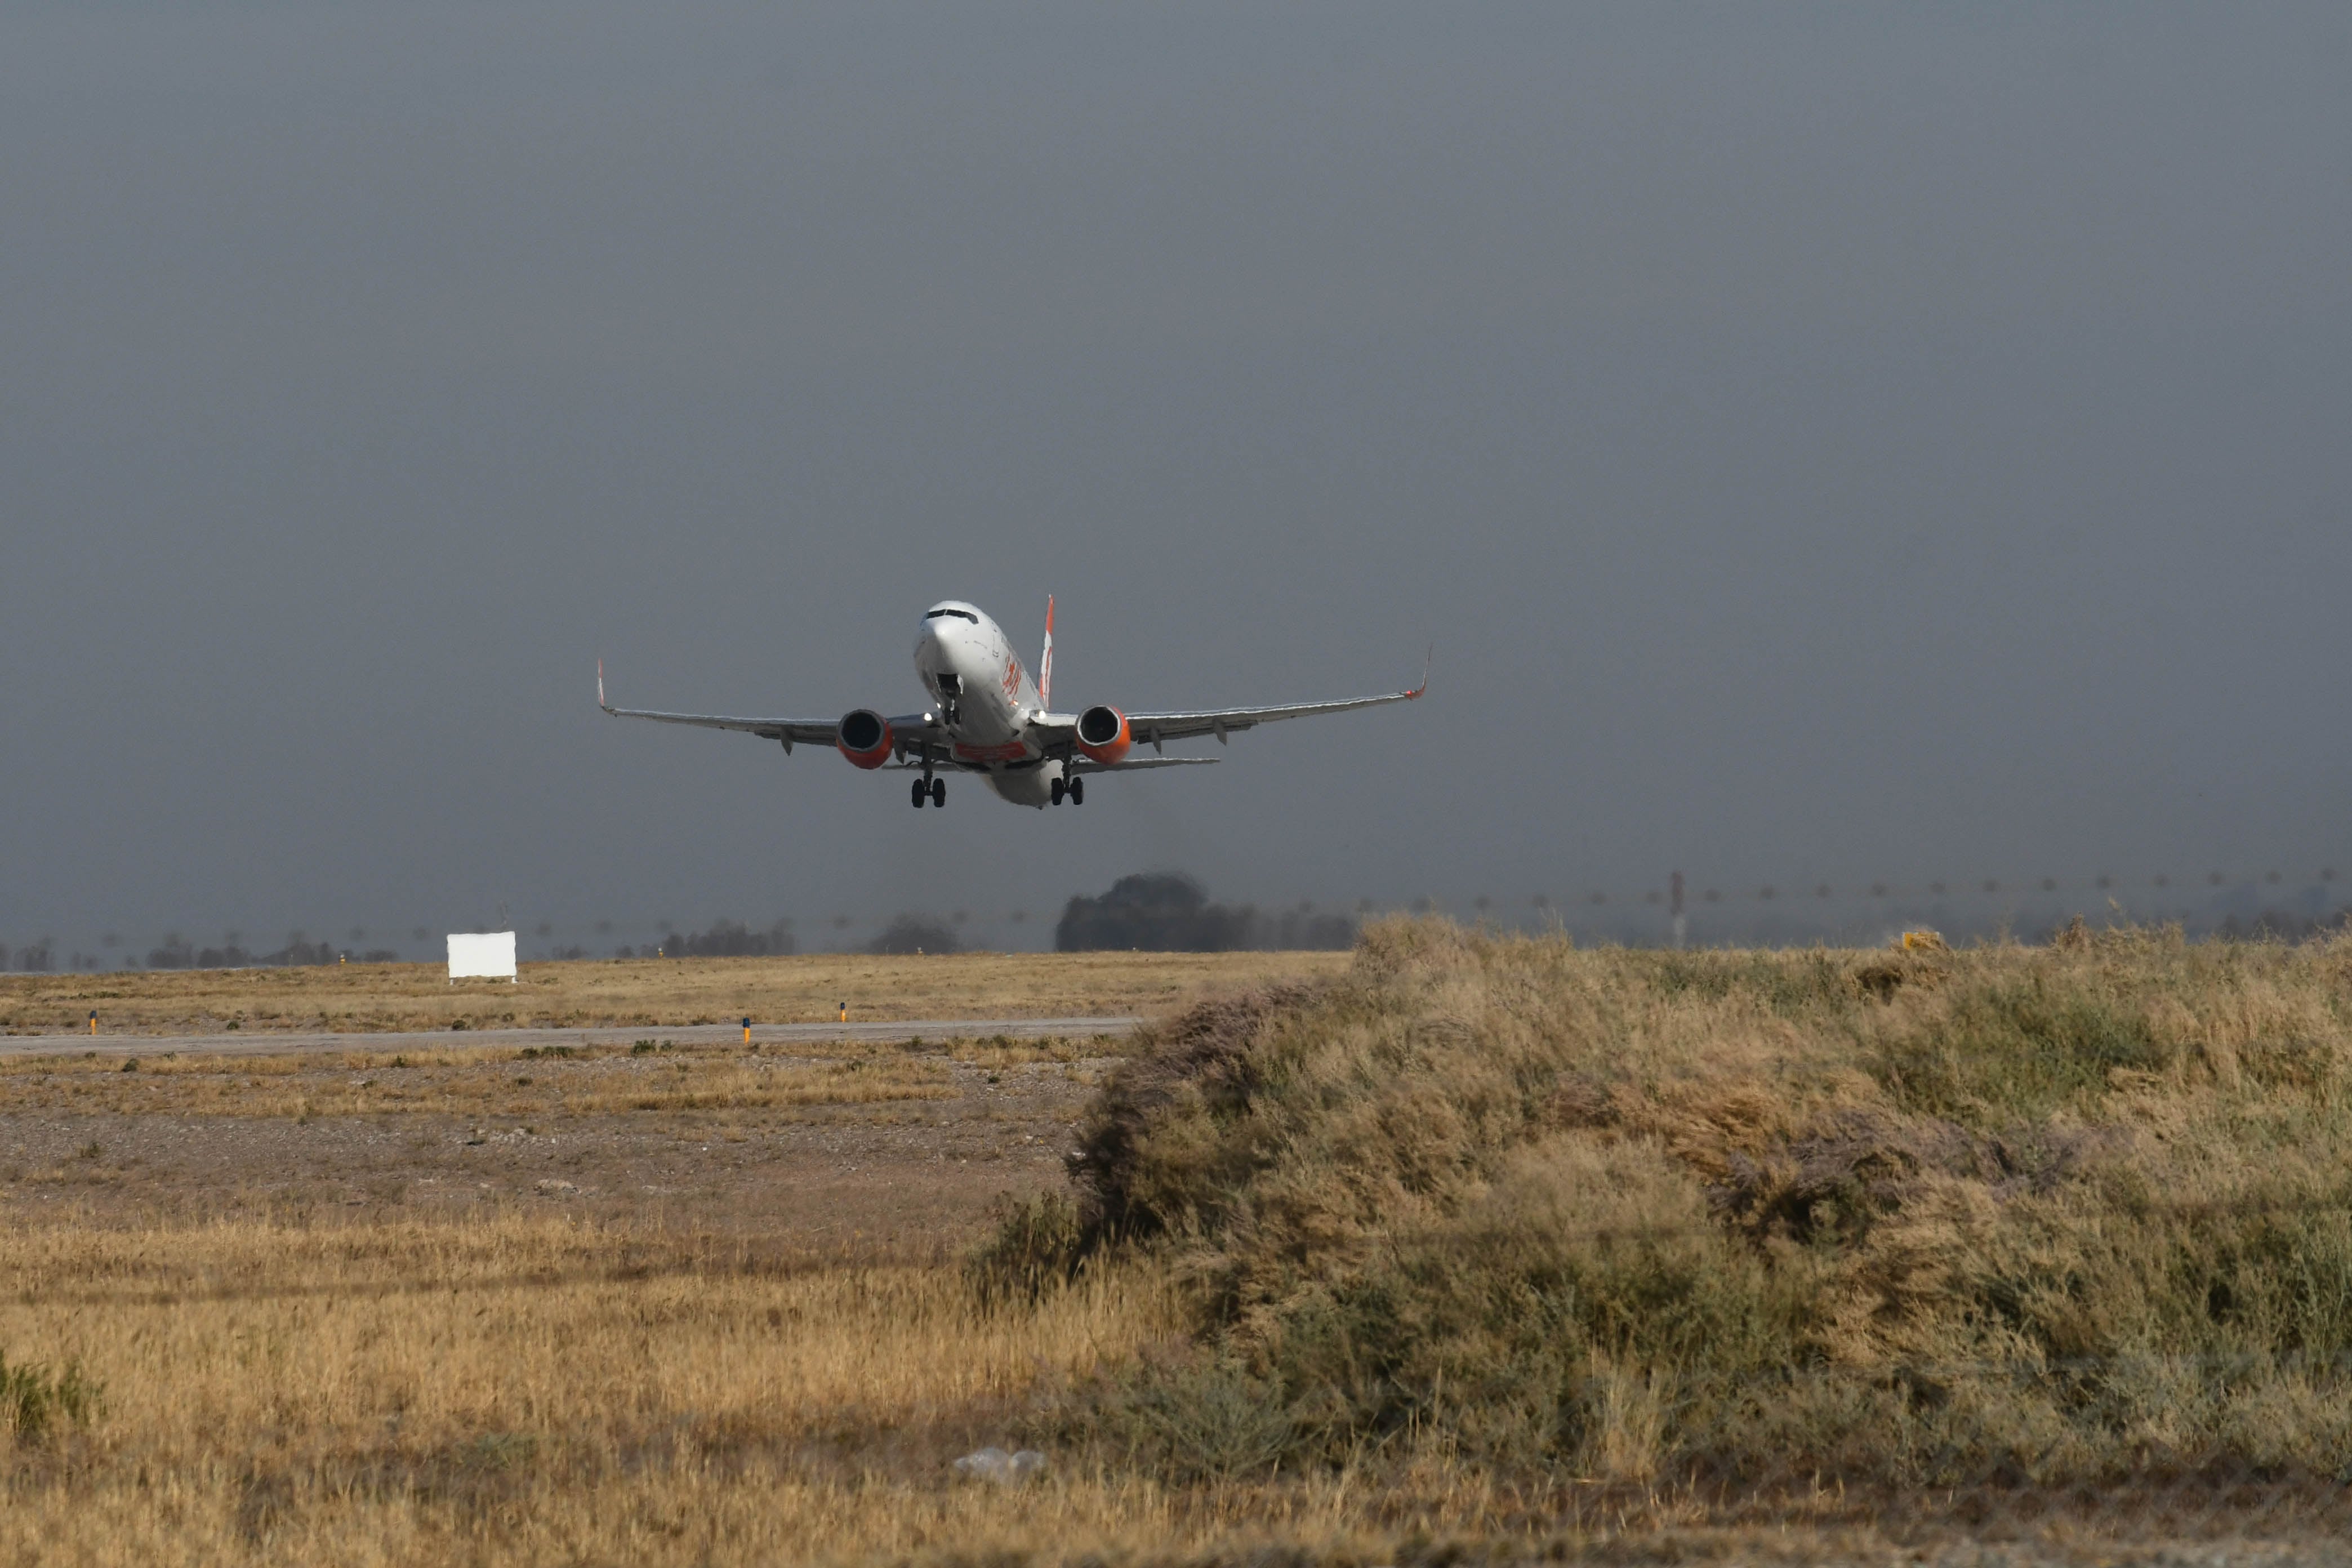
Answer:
(911, 776, 945, 808)
(1050, 775, 1085, 807)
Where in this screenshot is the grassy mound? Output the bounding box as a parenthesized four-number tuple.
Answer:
(1019, 920, 2352, 1487)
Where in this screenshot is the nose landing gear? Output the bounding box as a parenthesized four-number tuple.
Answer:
(912, 738, 948, 809)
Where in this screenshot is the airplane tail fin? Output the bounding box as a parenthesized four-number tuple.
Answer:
(1039, 595, 1054, 710)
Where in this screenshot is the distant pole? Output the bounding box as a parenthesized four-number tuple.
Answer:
(1671, 871, 1686, 950)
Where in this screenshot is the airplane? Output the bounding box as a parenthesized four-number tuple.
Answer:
(598, 598, 1426, 810)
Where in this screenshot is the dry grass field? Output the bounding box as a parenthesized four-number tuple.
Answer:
(0, 950, 1349, 1038)
(0, 1218, 1206, 1564)
(6, 926, 2351, 1564)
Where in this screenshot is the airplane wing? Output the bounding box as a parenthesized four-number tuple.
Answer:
(598, 663, 917, 752)
(1035, 655, 1428, 751)
(1126, 688, 1422, 746)
(600, 703, 845, 748)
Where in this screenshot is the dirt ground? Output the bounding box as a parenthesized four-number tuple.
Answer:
(0, 952, 1338, 1246)
(0, 1034, 1107, 1246)
(0, 949, 1349, 1037)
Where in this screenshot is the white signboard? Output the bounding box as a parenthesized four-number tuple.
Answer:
(447, 931, 518, 983)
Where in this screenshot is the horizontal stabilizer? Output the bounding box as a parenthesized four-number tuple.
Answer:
(1068, 755, 1220, 774)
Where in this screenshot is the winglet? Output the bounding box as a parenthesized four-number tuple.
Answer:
(1405, 645, 1432, 700)
(1039, 594, 1055, 711)
(597, 658, 612, 714)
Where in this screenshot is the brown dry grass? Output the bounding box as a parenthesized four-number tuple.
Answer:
(0, 1216, 1219, 1565)
(0, 951, 1349, 1038)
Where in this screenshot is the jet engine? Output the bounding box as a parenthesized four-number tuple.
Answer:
(1075, 704, 1132, 766)
(835, 709, 894, 769)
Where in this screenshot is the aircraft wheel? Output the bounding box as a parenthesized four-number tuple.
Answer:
(930, 777, 946, 807)
(1050, 777, 1066, 805)
(1069, 776, 1085, 805)
(911, 778, 927, 808)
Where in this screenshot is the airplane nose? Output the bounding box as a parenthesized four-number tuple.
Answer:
(914, 617, 964, 684)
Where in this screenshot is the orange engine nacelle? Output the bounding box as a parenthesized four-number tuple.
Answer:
(1075, 704, 1132, 766)
(836, 709, 894, 769)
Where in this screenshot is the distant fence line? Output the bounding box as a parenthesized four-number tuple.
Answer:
(1521, 865, 2337, 911)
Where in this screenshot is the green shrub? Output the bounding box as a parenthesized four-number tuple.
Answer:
(1871, 973, 2170, 1122)
(965, 1190, 1088, 1306)
(1, 1352, 100, 1442)
(1076, 1352, 1307, 1484)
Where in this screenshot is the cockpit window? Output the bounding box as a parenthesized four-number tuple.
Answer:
(924, 607, 979, 623)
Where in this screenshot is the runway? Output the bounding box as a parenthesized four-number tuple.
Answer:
(0, 1016, 1146, 1061)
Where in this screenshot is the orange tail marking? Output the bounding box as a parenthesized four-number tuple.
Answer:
(1039, 594, 1055, 710)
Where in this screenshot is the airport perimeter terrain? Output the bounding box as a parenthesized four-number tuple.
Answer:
(4, 929, 2349, 1563)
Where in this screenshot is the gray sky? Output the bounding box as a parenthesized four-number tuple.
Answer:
(5, 2, 2349, 956)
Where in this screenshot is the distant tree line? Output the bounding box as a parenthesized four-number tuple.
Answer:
(865, 914, 960, 955)
(138, 933, 398, 970)
(1055, 874, 1357, 953)
(613, 918, 796, 960)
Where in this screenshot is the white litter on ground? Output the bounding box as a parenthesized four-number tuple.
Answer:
(952, 1446, 1047, 1484)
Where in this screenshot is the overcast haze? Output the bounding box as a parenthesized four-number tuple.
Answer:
(5, 3, 2349, 957)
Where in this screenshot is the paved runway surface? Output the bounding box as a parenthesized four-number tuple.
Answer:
(0, 1016, 1144, 1060)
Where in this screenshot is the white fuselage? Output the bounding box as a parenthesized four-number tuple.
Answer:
(912, 600, 1058, 806)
